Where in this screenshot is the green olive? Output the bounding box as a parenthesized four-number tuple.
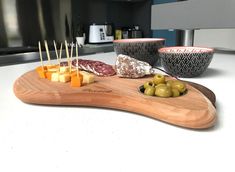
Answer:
(153, 74, 166, 85)
(166, 80, 174, 88)
(155, 85, 172, 98)
(171, 88, 180, 97)
(172, 80, 186, 93)
(144, 81, 155, 89)
(144, 86, 155, 96)
(155, 83, 166, 88)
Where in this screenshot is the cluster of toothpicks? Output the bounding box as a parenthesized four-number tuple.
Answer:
(35, 40, 94, 87)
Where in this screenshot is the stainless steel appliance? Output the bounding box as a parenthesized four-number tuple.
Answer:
(89, 24, 114, 43)
(131, 26, 143, 38)
(121, 26, 143, 39)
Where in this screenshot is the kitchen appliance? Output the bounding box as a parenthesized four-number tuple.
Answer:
(115, 29, 122, 40)
(89, 24, 114, 43)
(121, 26, 143, 39)
(131, 26, 143, 38)
(122, 27, 132, 39)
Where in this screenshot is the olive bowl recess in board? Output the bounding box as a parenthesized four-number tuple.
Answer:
(138, 85, 188, 98)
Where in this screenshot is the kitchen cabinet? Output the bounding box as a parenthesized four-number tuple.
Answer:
(151, 0, 235, 46)
(152, 0, 178, 46)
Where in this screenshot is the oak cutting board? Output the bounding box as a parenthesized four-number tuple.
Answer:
(14, 70, 216, 129)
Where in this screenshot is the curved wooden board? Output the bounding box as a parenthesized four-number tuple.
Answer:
(13, 70, 216, 129)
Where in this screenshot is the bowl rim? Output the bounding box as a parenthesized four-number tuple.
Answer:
(158, 46, 214, 53)
(113, 38, 165, 43)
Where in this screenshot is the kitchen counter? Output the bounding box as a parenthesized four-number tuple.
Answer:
(0, 44, 114, 66)
(0, 52, 235, 172)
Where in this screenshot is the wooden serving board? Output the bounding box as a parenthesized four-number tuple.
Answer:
(14, 70, 216, 129)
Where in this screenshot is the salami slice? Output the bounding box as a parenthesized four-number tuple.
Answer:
(71, 59, 116, 76)
(60, 61, 69, 66)
(92, 63, 116, 76)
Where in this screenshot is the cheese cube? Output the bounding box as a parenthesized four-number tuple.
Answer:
(36, 66, 47, 72)
(38, 70, 47, 78)
(71, 67, 77, 72)
(71, 75, 82, 87)
(59, 66, 69, 73)
(47, 65, 59, 72)
(46, 72, 53, 80)
(51, 72, 60, 82)
(36, 66, 47, 78)
(59, 73, 71, 83)
(80, 71, 95, 84)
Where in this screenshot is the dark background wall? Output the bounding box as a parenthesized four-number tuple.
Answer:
(71, 0, 152, 43)
(0, 0, 152, 52)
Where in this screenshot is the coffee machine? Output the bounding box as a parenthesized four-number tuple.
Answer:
(89, 24, 114, 43)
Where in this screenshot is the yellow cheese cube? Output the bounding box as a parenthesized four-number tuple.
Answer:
(71, 67, 77, 72)
(59, 73, 71, 83)
(51, 72, 60, 82)
(47, 65, 59, 72)
(59, 66, 70, 73)
(80, 71, 95, 84)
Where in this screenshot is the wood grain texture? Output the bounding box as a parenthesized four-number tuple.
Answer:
(14, 70, 216, 129)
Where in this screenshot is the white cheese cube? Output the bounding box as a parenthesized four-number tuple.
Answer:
(51, 72, 59, 82)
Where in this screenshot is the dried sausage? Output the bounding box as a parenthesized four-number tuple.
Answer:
(71, 59, 116, 76)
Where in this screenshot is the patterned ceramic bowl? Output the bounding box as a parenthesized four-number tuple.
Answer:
(158, 46, 214, 78)
(113, 38, 165, 66)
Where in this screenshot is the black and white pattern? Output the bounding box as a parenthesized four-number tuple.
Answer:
(159, 47, 214, 78)
(113, 39, 165, 66)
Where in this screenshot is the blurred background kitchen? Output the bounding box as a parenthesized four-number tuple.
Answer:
(0, 0, 152, 54)
(1, 0, 235, 65)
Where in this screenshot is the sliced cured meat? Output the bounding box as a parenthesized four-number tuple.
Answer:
(60, 61, 69, 66)
(92, 63, 116, 76)
(72, 59, 116, 76)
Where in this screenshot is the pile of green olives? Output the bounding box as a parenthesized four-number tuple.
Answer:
(142, 74, 187, 98)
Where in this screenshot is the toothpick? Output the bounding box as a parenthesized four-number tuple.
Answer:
(76, 42, 79, 58)
(38, 41, 44, 69)
(69, 42, 74, 73)
(59, 43, 63, 65)
(70, 42, 74, 59)
(44, 40, 51, 65)
(65, 40, 69, 66)
(53, 40, 59, 65)
(76, 58, 79, 78)
(76, 43, 79, 77)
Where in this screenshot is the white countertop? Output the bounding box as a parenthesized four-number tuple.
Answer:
(0, 52, 235, 172)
